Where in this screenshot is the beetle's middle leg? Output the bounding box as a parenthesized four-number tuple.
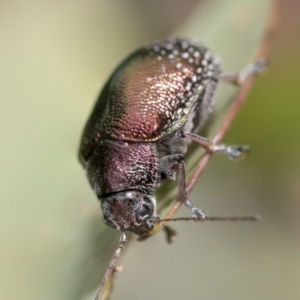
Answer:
(180, 131, 250, 160)
(160, 154, 206, 221)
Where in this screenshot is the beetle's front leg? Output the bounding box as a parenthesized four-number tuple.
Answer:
(160, 154, 205, 221)
(180, 131, 250, 160)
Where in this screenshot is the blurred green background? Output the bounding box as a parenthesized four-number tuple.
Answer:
(0, 1, 299, 300)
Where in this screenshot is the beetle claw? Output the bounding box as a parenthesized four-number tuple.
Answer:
(191, 207, 206, 222)
(214, 144, 250, 160)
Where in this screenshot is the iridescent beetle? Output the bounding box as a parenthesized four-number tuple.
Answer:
(79, 38, 264, 299)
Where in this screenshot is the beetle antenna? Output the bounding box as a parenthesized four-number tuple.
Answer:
(155, 215, 260, 223)
(95, 232, 127, 300)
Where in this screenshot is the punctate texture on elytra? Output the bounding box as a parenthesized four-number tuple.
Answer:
(79, 38, 220, 165)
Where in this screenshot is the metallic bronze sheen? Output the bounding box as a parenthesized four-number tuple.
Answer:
(79, 38, 220, 163)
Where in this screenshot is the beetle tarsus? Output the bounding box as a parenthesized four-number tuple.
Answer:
(214, 144, 250, 160)
(184, 198, 206, 221)
(218, 58, 267, 86)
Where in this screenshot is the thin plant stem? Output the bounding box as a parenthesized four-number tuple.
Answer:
(166, 0, 283, 220)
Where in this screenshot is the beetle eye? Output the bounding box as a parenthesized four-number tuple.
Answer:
(137, 204, 153, 220)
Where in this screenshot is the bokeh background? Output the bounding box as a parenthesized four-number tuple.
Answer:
(1, 0, 299, 300)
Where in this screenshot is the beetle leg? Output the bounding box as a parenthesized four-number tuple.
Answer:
(178, 158, 206, 220)
(160, 154, 205, 221)
(181, 132, 250, 160)
(162, 225, 177, 244)
(197, 77, 218, 127)
(218, 58, 267, 86)
(160, 154, 183, 180)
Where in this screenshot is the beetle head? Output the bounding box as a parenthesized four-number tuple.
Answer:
(100, 191, 156, 236)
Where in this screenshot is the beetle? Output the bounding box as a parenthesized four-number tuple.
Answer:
(78, 38, 264, 299)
